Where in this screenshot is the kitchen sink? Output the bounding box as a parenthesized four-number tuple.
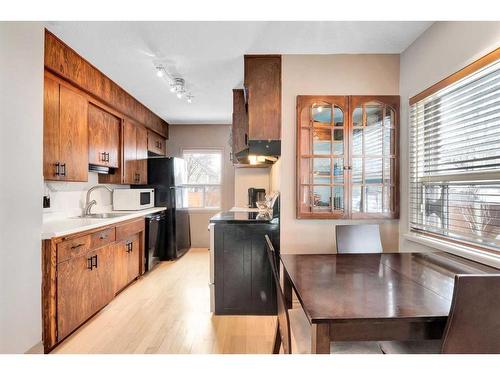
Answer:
(72, 213, 130, 219)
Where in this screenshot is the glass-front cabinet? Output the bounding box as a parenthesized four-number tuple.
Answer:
(297, 95, 399, 219)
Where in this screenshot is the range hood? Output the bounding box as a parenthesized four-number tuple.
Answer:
(234, 140, 281, 165)
(89, 164, 115, 174)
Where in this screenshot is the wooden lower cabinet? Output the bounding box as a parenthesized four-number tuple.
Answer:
(42, 218, 146, 353)
(57, 244, 114, 340)
(114, 234, 140, 293)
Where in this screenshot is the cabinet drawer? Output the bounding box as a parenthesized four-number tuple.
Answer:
(116, 218, 145, 241)
(90, 227, 116, 250)
(57, 235, 91, 263)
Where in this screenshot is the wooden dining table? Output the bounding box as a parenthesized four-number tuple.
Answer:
(280, 251, 499, 354)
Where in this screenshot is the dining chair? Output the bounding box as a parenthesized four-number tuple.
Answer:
(265, 235, 382, 354)
(335, 224, 383, 254)
(380, 274, 500, 354)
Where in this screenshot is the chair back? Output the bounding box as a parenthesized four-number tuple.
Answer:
(335, 224, 383, 254)
(441, 274, 500, 354)
(265, 235, 291, 354)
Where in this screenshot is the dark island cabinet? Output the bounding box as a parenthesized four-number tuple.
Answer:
(214, 223, 279, 315)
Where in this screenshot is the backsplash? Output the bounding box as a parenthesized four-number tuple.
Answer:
(43, 173, 129, 221)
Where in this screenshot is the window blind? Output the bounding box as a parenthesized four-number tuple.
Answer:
(409, 59, 500, 250)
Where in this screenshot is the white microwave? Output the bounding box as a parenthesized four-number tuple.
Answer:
(113, 189, 155, 211)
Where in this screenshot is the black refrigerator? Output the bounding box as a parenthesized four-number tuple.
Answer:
(138, 157, 191, 260)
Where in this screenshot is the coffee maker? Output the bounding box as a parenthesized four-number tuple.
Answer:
(248, 188, 266, 208)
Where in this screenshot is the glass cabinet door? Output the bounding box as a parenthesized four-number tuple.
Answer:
(350, 96, 399, 218)
(297, 96, 349, 218)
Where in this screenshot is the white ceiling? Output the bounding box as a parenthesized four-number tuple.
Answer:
(46, 21, 432, 124)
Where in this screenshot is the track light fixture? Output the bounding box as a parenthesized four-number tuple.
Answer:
(154, 63, 193, 104)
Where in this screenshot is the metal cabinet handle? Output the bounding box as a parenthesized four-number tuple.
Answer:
(60, 163, 66, 176)
(106, 152, 110, 162)
(92, 254, 98, 269)
(126, 241, 133, 253)
(71, 243, 85, 250)
(55, 162, 61, 176)
(87, 256, 93, 270)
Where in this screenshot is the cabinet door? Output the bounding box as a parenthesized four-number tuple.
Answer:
(349, 95, 399, 219)
(88, 104, 121, 168)
(244, 55, 281, 140)
(214, 224, 277, 315)
(59, 85, 88, 181)
(113, 241, 129, 294)
(88, 245, 115, 314)
(232, 89, 249, 158)
(57, 253, 93, 340)
(122, 120, 137, 184)
(126, 234, 141, 284)
(44, 76, 61, 180)
(136, 125, 148, 184)
(147, 130, 166, 156)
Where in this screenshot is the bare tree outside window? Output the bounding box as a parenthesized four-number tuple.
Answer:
(182, 150, 222, 209)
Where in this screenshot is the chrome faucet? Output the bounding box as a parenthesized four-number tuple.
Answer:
(84, 185, 113, 216)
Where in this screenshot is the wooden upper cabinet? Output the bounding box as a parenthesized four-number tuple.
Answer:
(123, 120, 138, 184)
(45, 30, 168, 138)
(88, 103, 121, 168)
(296, 95, 399, 220)
(136, 126, 148, 185)
(122, 120, 148, 185)
(147, 129, 166, 156)
(244, 55, 281, 141)
(232, 89, 249, 157)
(43, 75, 88, 182)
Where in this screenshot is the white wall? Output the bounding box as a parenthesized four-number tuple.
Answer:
(399, 21, 500, 253)
(166, 124, 234, 247)
(0, 22, 45, 353)
(279, 54, 401, 254)
(234, 168, 271, 207)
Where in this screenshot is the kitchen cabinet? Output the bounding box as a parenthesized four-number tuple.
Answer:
(231, 55, 281, 164)
(43, 75, 88, 181)
(114, 234, 141, 293)
(147, 129, 166, 156)
(42, 217, 146, 353)
(214, 223, 278, 315)
(57, 244, 114, 340)
(244, 55, 281, 141)
(122, 120, 148, 185)
(88, 103, 121, 168)
(231, 89, 248, 157)
(45, 30, 168, 138)
(296, 95, 400, 219)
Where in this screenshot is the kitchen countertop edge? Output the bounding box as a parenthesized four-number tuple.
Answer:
(41, 207, 166, 240)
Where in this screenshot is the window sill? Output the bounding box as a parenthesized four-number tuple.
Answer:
(186, 208, 221, 214)
(403, 232, 500, 270)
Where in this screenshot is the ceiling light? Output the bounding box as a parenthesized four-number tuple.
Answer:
(186, 94, 193, 103)
(170, 86, 176, 93)
(176, 92, 183, 99)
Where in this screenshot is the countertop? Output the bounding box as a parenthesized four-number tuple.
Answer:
(41, 207, 166, 240)
(210, 211, 278, 224)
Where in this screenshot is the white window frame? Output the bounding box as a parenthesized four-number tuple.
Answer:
(181, 148, 224, 211)
(407, 54, 500, 262)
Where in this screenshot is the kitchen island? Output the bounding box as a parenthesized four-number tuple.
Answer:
(209, 211, 279, 315)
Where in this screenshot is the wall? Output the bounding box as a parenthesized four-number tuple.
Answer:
(234, 168, 270, 207)
(43, 173, 127, 221)
(0, 22, 45, 353)
(399, 21, 500, 253)
(166, 124, 234, 247)
(278, 54, 401, 254)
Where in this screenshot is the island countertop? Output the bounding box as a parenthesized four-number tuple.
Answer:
(209, 211, 278, 224)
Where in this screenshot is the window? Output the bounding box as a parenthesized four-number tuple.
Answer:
(409, 56, 500, 251)
(181, 149, 222, 209)
(296, 95, 399, 219)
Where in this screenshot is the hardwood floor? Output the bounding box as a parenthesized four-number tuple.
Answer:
(52, 248, 276, 354)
